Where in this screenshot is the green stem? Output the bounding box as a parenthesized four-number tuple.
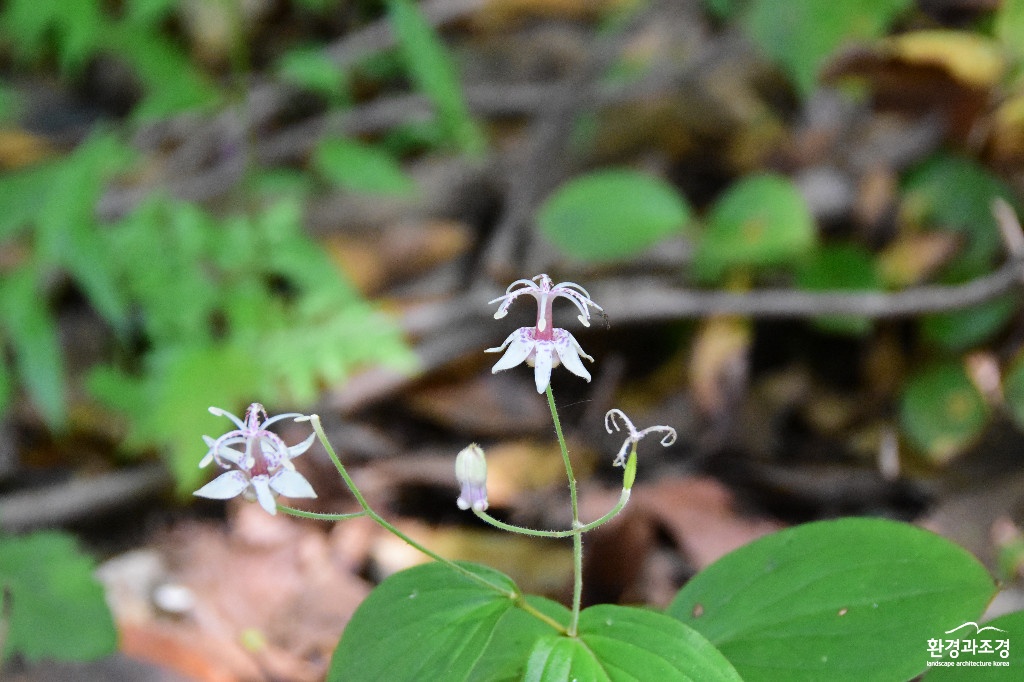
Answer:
(277, 506, 368, 522)
(473, 488, 630, 537)
(546, 385, 583, 637)
(301, 415, 523, 601)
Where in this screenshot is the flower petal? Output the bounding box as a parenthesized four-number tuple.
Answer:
(270, 469, 317, 499)
(250, 475, 278, 515)
(286, 432, 316, 457)
(490, 329, 535, 373)
(554, 332, 592, 383)
(209, 406, 246, 430)
(532, 342, 555, 393)
(194, 471, 249, 499)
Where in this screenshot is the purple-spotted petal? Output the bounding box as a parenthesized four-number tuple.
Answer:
(250, 475, 278, 515)
(489, 329, 535, 373)
(553, 330, 592, 382)
(194, 471, 250, 499)
(532, 342, 555, 393)
(270, 469, 317, 499)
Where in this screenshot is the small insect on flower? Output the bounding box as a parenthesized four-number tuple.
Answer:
(605, 409, 677, 467)
(486, 274, 604, 393)
(194, 403, 317, 515)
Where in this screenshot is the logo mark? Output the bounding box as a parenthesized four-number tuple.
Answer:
(945, 622, 1009, 636)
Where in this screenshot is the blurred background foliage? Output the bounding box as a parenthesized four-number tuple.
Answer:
(3, 0, 1024, 669)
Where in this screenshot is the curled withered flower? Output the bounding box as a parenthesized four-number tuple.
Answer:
(604, 409, 677, 467)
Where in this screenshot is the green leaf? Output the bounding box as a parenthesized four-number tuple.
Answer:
(537, 169, 692, 263)
(0, 267, 65, 428)
(667, 518, 996, 682)
(525, 605, 743, 681)
(38, 134, 133, 329)
(469, 595, 571, 681)
(1001, 354, 1024, 433)
(925, 609, 1023, 679)
(921, 294, 1018, 351)
(313, 137, 417, 196)
(113, 30, 221, 119)
(694, 173, 816, 281)
(0, 531, 117, 662)
(277, 47, 350, 104)
(744, 0, 913, 96)
(899, 361, 989, 463)
(0, 0, 105, 73)
(328, 562, 541, 681)
(0, 162, 52, 241)
(997, 0, 1024, 62)
(795, 243, 880, 335)
(0, 357, 10, 417)
(386, 0, 485, 154)
(903, 154, 1015, 278)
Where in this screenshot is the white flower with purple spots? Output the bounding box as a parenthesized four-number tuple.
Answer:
(194, 403, 317, 515)
(486, 274, 603, 393)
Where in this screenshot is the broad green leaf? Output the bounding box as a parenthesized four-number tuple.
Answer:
(744, 0, 913, 96)
(925, 609, 1023, 679)
(903, 154, 1015, 278)
(0, 268, 65, 428)
(694, 173, 815, 281)
(668, 518, 996, 682)
(469, 595, 570, 681)
(0, 531, 117, 662)
(537, 169, 692, 263)
(313, 137, 417, 196)
(900, 362, 988, 463)
(328, 562, 539, 681)
(795, 243, 880, 335)
(525, 605, 743, 681)
(386, 0, 485, 154)
(921, 294, 1018, 351)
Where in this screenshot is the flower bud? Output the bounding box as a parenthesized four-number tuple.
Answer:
(455, 443, 488, 512)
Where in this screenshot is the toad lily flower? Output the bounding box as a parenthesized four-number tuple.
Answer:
(486, 274, 603, 393)
(605, 409, 677, 467)
(194, 403, 317, 515)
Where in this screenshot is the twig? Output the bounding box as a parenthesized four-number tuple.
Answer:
(592, 264, 1023, 322)
(0, 464, 171, 532)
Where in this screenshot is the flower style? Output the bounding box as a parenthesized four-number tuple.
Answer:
(194, 403, 317, 515)
(604, 409, 677, 467)
(486, 274, 603, 393)
(455, 443, 488, 512)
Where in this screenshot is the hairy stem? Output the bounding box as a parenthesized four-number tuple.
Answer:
(546, 385, 583, 637)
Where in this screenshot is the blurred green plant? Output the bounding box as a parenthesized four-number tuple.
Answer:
(0, 133, 415, 492)
(0, 531, 117, 663)
(87, 196, 416, 490)
(0, 0, 220, 119)
(538, 169, 693, 263)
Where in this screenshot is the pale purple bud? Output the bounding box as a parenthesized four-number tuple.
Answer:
(455, 444, 488, 512)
